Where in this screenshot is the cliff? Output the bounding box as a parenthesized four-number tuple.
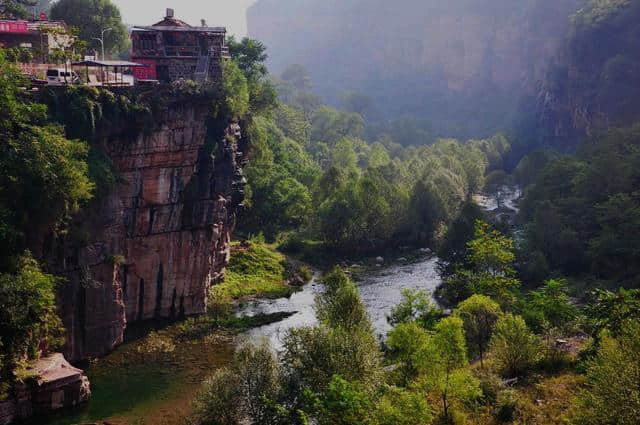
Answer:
(248, 0, 580, 139)
(42, 91, 247, 361)
(537, 0, 640, 147)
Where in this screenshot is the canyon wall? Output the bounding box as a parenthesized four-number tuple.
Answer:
(536, 0, 640, 147)
(248, 0, 580, 139)
(48, 98, 246, 361)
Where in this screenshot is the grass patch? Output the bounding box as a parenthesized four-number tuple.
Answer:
(215, 240, 293, 300)
(176, 312, 296, 341)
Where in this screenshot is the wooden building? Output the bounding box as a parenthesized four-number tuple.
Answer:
(130, 8, 229, 83)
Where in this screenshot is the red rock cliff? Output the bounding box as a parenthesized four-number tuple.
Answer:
(51, 99, 246, 361)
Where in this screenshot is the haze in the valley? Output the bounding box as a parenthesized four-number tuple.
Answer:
(111, 0, 255, 36)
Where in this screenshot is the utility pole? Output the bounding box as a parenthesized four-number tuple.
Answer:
(92, 27, 112, 60)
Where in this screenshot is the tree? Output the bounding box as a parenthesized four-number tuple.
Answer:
(465, 221, 520, 304)
(573, 321, 640, 425)
(489, 314, 542, 378)
(375, 386, 433, 425)
(386, 321, 431, 385)
(584, 288, 640, 339)
(525, 279, 578, 332)
(0, 51, 93, 263)
(0, 0, 34, 18)
(316, 268, 372, 333)
(0, 255, 65, 389)
(228, 36, 268, 79)
(315, 375, 373, 425)
(415, 316, 480, 423)
(190, 342, 282, 425)
(387, 289, 443, 330)
(341, 91, 373, 117)
(455, 295, 502, 367)
(50, 0, 129, 57)
(484, 170, 511, 209)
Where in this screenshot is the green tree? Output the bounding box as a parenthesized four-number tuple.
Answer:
(316, 268, 372, 333)
(489, 314, 542, 378)
(0, 255, 65, 388)
(455, 295, 502, 367)
(466, 221, 520, 303)
(0, 0, 34, 18)
(386, 321, 431, 385)
(50, 0, 129, 57)
(387, 289, 443, 330)
(228, 36, 268, 79)
(484, 170, 511, 209)
(573, 320, 640, 425)
(315, 375, 373, 425)
(0, 51, 93, 263)
(416, 317, 480, 423)
(584, 288, 640, 339)
(375, 386, 433, 425)
(190, 342, 282, 425)
(525, 279, 578, 332)
(221, 60, 250, 120)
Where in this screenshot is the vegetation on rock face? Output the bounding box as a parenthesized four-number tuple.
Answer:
(213, 240, 292, 301)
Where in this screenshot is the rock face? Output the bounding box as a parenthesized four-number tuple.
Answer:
(536, 1, 640, 147)
(0, 353, 90, 425)
(50, 99, 246, 361)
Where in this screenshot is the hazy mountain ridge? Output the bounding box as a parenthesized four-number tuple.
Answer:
(248, 0, 581, 139)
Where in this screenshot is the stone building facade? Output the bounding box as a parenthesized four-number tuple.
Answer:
(131, 9, 229, 83)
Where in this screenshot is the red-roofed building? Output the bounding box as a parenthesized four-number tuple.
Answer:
(0, 17, 73, 61)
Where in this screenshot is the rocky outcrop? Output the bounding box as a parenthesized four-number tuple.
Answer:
(49, 98, 246, 361)
(536, 1, 640, 147)
(0, 353, 90, 425)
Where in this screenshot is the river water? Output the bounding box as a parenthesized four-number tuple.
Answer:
(237, 256, 442, 349)
(38, 187, 520, 425)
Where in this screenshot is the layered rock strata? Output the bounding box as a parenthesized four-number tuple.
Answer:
(51, 99, 246, 361)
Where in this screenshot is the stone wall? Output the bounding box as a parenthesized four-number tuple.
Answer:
(50, 99, 246, 361)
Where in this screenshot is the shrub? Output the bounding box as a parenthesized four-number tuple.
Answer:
(494, 389, 518, 423)
(375, 386, 433, 425)
(387, 288, 443, 330)
(573, 321, 640, 425)
(490, 314, 542, 377)
(455, 294, 501, 366)
(190, 342, 282, 425)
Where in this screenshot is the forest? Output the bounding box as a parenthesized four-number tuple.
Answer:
(1, 0, 640, 424)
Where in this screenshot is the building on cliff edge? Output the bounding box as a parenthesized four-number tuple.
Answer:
(130, 8, 229, 83)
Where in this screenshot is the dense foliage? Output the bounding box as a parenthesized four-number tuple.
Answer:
(519, 124, 640, 286)
(239, 61, 510, 254)
(50, 0, 129, 57)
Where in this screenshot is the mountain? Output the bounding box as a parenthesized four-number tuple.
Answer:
(248, 0, 581, 140)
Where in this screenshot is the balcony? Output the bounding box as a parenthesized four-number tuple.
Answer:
(164, 45, 200, 57)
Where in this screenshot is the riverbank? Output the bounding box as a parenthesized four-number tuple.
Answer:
(30, 240, 303, 425)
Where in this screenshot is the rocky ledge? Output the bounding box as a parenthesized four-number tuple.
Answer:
(0, 353, 90, 425)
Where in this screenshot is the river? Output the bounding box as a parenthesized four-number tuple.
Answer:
(237, 256, 441, 349)
(37, 187, 520, 425)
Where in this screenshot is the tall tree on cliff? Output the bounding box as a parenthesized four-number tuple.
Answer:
(0, 0, 36, 18)
(50, 0, 129, 57)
